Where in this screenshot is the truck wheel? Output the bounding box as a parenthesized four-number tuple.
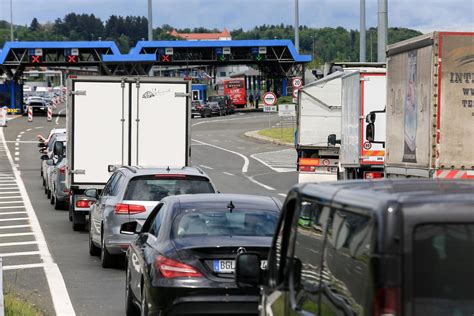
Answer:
(89, 229, 101, 256)
(101, 235, 114, 268)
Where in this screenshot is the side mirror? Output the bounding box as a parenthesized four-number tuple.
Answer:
(327, 134, 341, 146)
(46, 159, 54, 166)
(40, 155, 49, 160)
(84, 188, 98, 199)
(120, 221, 139, 235)
(235, 253, 262, 288)
(366, 123, 375, 142)
(366, 112, 376, 124)
(53, 141, 64, 156)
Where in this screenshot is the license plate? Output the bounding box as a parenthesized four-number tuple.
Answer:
(213, 260, 268, 273)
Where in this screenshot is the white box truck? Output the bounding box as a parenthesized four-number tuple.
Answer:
(339, 69, 387, 179)
(367, 31, 474, 179)
(296, 71, 345, 183)
(66, 76, 191, 230)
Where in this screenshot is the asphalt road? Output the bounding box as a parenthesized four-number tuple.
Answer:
(1, 111, 297, 315)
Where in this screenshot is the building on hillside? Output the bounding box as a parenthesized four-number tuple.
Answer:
(169, 28, 232, 41)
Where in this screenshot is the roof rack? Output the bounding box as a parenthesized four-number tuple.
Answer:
(121, 166, 137, 173)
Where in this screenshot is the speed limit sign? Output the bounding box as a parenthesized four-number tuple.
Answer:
(292, 77, 302, 88)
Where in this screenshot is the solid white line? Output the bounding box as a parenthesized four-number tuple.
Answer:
(192, 138, 249, 173)
(250, 153, 295, 173)
(199, 165, 214, 170)
(0, 212, 27, 216)
(278, 193, 287, 197)
(3, 263, 56, 271)
(223, 172, 235, 176)
(0, 251, 40, 257)
(0, 128, 76, 315)
(0, 192, 20, 195)
(0, 206, 25, 210)
(0, 241, 37, 247)
(0, 218, 29, 222)
(0, 201, 24, 204)
(0, 196, 22, 199)
(0, 225, 31, 229)
(0, 232, 34, 237)
(243, 175, 276, 191)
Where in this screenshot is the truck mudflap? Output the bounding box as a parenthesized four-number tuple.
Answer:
(434, 170, 474, 179)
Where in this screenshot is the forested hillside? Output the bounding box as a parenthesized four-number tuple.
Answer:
(0, 14, 422, 66)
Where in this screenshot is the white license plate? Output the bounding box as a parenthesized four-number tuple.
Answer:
(213, 260, 268, 273)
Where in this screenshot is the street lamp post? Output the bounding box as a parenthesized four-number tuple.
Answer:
(294, 0, 299, 53)
(147, 0, 153, 41)
(10, 0, 14, 41)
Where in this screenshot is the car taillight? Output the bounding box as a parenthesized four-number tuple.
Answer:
(155, 255, 202, 278)
(373, 287, 400, 316)
(114, 203, 146, 215)
(76, 200, 92, 208)
(59, 166, 66, 174)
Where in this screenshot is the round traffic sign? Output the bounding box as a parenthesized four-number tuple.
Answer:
(322, 159, 330, 166)
(292, 77, 302, 88)
(263, 92, 277, 106)
(292, 88, 299, 98)
(363, 141, 372, 150)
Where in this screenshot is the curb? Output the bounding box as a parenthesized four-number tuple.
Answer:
(244, 130, 294, 147)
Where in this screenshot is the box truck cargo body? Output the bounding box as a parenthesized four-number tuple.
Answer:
(340, 69, 387, 179)
(66, 76, 191, 230)
(296, 71, 344, 183)
(382, 32, 474, 179)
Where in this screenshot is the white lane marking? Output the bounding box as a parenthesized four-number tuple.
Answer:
(0, 192, 21, 195)
(0, 180, 16, 183)
(192, 138, 249, 173)
(0, 128, 76, 315)
(0, 225, 31, 229)
(35, 127, 43, 129)
(14, 147, 19, 151)
(0, 196, 22, 199)
(0, 232, 34, 237)
(55, 109, 66, 125)
(26, 128, 32, 132)
(14, 152, 19, 156)
(14, 157, 19, 162)
(0, 217, 29, 222)
(19, 132, 25, 135)
(199, 165, 214, 170)
(0, 201, 24, 204)
(278, 193, 287, 197)
(0, 212, 28, 216)
(243, 175, 276, 191)
(0, 206, 25, 209)
(15, 138, 20, 142)
(191, 114, 262, 127)
(0, 241, 37, 247)
(0, 186, 21, 190)
(223, 172, 235, 176)
(0, 251, 40, 257)
(3, 263, 56, 271)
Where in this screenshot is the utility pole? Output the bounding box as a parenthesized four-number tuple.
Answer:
(10, 0, 14, 41)
(360, 0, 366, 62)
(312, 36, 315, 61)
(147, 0, 153, 41)
(377, 0, 388, 62)
(294, 0, 299, 53)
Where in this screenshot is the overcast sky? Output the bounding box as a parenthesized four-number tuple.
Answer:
(0, 0, 472, 33)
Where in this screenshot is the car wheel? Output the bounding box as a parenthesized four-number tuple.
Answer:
(47, 189, 51, 199)
(101, 233, 114, 268)
(44, 185, 48, 194)
(89, 227, 101, 256)
(125, 267, 140, 316)
(50, 193, 55, 205)
(201, 113, 205, 118)
(54, 197, 65, 210)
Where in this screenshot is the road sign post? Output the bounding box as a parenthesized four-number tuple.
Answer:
(263, 92, 277, 129)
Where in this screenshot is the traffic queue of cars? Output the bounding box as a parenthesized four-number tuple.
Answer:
(191, 95, 235, 118)
(37, 128, 474, 316)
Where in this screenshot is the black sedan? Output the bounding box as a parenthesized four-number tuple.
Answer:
(122, 194, 281, 315)
(208, 101, 226, 116)
(191, 101, 212, 118)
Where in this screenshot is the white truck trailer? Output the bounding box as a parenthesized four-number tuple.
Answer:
(339, 69, 387, 179)
(66, 76, 191, 230)
(368, 31, 474, 179)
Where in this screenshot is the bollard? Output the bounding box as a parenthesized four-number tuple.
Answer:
(52, 99, 57, 109)
(47, 106, 53, 122)
(0, 107, 7, 127)
(28, 106, 33, 122)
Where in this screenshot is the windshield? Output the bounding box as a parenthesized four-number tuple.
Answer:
(124, 175, 214, 201)
(173, 209, 278, 238)
(413, 224, 474, 315)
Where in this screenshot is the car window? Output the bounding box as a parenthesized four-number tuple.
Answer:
(141, 203, 163, 233)
(124, 175, 214, 201)
(413, 224, 474, 316)
(148, 204, 165, 237)
(290, 199, 331, 314)
(323, 208, 375, 315)
(172, 208, 278, 238)
(109, 173, 124, 196)
(102, 173, 118, 196)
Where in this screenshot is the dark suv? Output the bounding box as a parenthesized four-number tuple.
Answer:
(209, 95, 234, 115)
(236, 179, 474, 316)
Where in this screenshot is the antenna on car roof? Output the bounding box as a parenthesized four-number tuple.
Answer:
(227, 201, 235, 213)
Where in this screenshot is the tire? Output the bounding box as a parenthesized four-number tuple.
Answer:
(201, 113, 205, 118)
(125, 267, 140, 316)
(44, 185, 48, 194)
(101, 233, 114, 268)
(50, 193, 54, 205)
(89, 228, 101, 256)
(54, 197, 65, 210)
(47, 189, 51, 199)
